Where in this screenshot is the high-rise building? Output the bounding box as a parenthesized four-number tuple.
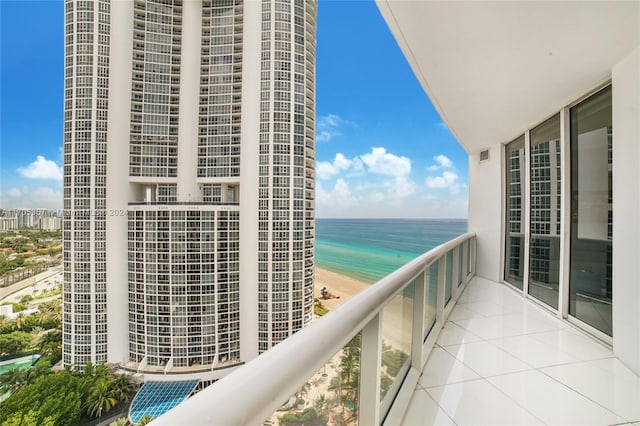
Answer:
(63, 0, 316, 382)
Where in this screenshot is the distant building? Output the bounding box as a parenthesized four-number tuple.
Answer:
(39, 216, 61, 231)
(63, 0, 317, 383)
(0, 218, 17, 232)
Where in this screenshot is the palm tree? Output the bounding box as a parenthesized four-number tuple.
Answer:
(138, 414, 154, 425)
(109, 374, 137, 403)
(83, 378, 118, 418)
(109, 417, 129, 426)
(338, 334, 361, 418)
(313, 394, 328, 419)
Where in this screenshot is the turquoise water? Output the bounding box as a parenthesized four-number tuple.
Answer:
(0, 357, 37, 375)
(0, 356, 39, 401)
(315, 219, 467, 284)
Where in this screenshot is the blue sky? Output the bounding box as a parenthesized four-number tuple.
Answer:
(0, 0, 468, 218)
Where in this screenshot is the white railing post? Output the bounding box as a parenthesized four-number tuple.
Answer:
(451, 246, 460, 299)
(359, 313, 382, 426)
(461, 240, 469, 283)
(436, 257, 446, 324)
(470, 236, 477, 276)
(411, 272, 426, 370)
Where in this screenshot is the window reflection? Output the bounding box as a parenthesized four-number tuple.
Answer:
(505, 136, 525, 289)
(570, 87, 612, 336)
(529, 114, 561, 309)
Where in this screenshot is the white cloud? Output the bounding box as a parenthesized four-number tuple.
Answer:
(17, 155, 63, 181)
(434, 154, 453, 169)
(317, 162, 338, 180)
(316, 114, 347, 142)
(316, 179, 360, 217)
(317, 153, 357, 180)
(425, 155, 465, 194)
(427, 154, 454, 171)
(333, 153, 351, 170)
(7, 188, 22, 197)
(385, 176, 416, 199)
(426, 171, 464, 194)
(315, 147, 468, 218)
(360, 147, 411, 177)
(0, 186, 62, 210)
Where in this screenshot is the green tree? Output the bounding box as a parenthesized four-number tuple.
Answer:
(109, 373, 137, 403)
(36, 329, 62, 363)
(82, 378, 118, 419)
(0, 331, 33, 357)
(138, 414, 154, 425)
(109, 418, 129, 426)
(312, 394, 328, 419)
(0, 367, 27, 394)
(0, 370, 82, 426)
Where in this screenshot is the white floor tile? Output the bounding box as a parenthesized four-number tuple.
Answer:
(408, 277, 640, 426)
(436, 322, 483, 347)
(401, 388, 455, 426)
(488, 369, 625, 425)
(457, 300, 521, 317)
(447, 303, 485, 321)
(491, 334, 578, 368)
(452, 316, 523, 340)
(542, 358, 640, 422)
(530, 329, 613, 361)
(426, 379, 543, 425)
(418, 347, 480, 388)
(443, 340, 532, 377)
(499, 310, 567, 334)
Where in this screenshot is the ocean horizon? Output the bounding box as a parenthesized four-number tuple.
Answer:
(315, 218, 468, 284)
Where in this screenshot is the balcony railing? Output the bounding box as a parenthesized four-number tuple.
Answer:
(153, 232, 476, 425)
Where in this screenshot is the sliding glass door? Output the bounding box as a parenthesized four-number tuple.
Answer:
(528, 115, 561, 309)
(503, 86, 613, 337)
(569, 87, 612, 336)
(505, 136, 525, 289)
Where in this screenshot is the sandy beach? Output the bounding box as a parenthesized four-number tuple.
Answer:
(313, 267, 370, 310)
(314, 267, 413, 353)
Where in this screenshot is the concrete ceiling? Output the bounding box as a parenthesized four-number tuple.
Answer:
(376, 1, 639, 154)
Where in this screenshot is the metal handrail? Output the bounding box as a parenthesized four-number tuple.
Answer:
(153, 232, 475, 425)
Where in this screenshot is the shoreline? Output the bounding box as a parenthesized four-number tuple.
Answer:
(314, 267, 412, 353)
(314, 267, 370, 311)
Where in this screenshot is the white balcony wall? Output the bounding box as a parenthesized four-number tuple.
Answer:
(468, 144, 503, 283)
(612, 47, 640, 375)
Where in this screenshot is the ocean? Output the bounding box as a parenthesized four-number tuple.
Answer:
(315, 218, 468, 284)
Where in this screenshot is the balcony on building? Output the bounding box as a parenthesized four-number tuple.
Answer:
(153, 2, 640, 424)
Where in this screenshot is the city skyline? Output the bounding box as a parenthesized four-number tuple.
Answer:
(1, 0, 468, 219)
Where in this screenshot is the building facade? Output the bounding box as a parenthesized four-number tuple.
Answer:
(63, 0, 316, 380)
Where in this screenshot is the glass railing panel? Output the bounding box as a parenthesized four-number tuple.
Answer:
(444, 251, 453, 304)
(264, 333, 361, 426)
(380, 282, 414, 417)
(423, 262, 438, 339)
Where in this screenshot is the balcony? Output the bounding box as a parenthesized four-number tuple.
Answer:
(153, 233, 474, 424)
(151, 231, 640, 425)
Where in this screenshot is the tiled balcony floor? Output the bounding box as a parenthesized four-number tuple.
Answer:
(401, 277, 640, 426)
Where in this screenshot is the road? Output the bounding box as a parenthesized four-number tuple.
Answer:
(0, 266, 63, 303)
